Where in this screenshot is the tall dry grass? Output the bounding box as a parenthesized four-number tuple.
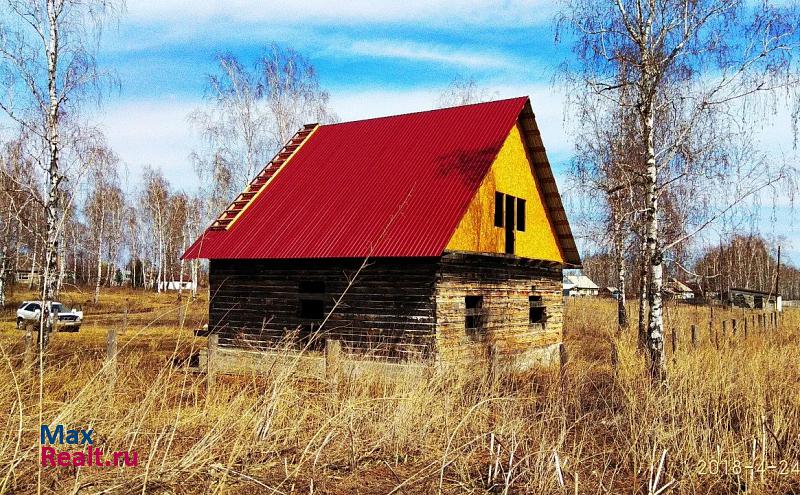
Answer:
(0, 290, 798, 494)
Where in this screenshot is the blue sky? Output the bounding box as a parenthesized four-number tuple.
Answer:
(88, 0, 800, 263)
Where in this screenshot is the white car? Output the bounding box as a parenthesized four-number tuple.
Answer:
(16, 301, 83, 332)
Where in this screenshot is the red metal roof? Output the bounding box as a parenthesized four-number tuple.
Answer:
(183, 97, 553, 260)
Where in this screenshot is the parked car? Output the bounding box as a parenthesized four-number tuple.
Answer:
(16, 301, 83, 332)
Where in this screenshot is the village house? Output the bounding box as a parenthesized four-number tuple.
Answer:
(665, 278, 695, 300)
(562, 274, 599, 297)
(725, 287, 781, 311)
(599, 286, 620, 299)
(183, 97, 581, 370)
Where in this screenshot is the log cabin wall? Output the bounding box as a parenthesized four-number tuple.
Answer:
(434, 252, 563, 369)
(209, 253, 564, 368)
(208, 258, 439, 360)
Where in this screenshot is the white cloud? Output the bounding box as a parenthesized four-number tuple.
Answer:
(91, 99, 202, 191)
(344, 40, 515, 69)
(125, 0, 555, 27)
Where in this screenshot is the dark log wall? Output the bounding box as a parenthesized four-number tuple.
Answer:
(434, 252, 563, 367)
(209, 258, 438, 360)
(208, 252, 564, 368)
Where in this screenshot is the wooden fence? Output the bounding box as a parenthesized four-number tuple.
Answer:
(665, 310, 783, 356)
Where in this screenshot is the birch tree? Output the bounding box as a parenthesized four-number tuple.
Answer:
(559, 0, 800, 383)
(84, 144, 119, 303)
(140, 167, 169, 292)
(191, 44, 337, 220)
(437, 76, 496, 108)
(0, 0, 121, 347)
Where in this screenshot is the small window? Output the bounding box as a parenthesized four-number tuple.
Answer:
(299, 299, 325, 319)
(529, 295, 546, 324)
(494, 192, 504, 227)
(465, 296, 484, 335)
(298, 280, 326, 319)
(26, 303, 41, 312)
(516, 198, 526, 231)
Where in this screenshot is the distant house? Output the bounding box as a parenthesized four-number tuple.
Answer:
(183, 97, 582, 370)
(665, 279, 694, 300)
(563, 274, 599, 297)
(14, 270, 40, 285)
(599, 286, 621, 299)
(158, 280, 197, 291)
(725, 287, 781, 311)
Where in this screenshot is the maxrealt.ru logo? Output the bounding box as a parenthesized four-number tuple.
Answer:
(40, 425, 138, 467)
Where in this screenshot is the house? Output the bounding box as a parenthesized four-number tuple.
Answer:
(599, 286, 620, 299)
(665, 279, 694, 300)
(562, 274, 599, 297)
(14, 270, 40, 285)
(157, 280, 197, 291)
(183, 97, 581, 370)
(725, 287, 781, 311)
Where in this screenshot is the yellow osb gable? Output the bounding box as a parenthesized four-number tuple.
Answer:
(445, 124, 564, 263)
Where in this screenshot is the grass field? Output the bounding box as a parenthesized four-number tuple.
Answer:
(0, 287, 798, 494)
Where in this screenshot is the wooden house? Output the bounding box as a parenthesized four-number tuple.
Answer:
(665, 278, 695, 301)
(726, 287, 781, 311)
(183, 97, 581, 370)
(562, 274, 599, 297)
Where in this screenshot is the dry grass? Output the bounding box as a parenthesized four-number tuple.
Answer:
(0, 289, 798, 494)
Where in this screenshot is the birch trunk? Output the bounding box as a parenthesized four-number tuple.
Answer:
(40, 0, 62, 350)
(94, 211, 104, 304)
(72, 231, 77, 284)
(612, 207, 628, 329)
(0, 237, 7, 308)
(178, 234, 186, 299)
(28, 237, 37, 290)
(0, 208, 11, 307)
(642, 102, 667, 384)
(637, 233, 648, 350)
(57, 227, 65, 295)
(191, 259, 198, 300)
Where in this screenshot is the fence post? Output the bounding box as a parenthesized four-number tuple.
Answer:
(123, 299, 129, 334)
(24, 329, 35, 370)
(610, 342, 618, 378)
(713, 321, 718, 349)
(691, 325, 697, 348)
(559, 343, 569, 399)
(325, 338, 341, 390)
(208, 334, 218, 390)
(106, 327, 118, 388)
(744, 318, 748, 339)
(732, 320, 737, 343)
(721, 320, 727, 348)
(671, 327, 677, 361)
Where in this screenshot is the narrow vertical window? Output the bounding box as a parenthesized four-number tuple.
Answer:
(516, 198, 526, 232)
(504, 194, 515, 254)
(494, 192, 504, 227)
(465, 296, 484, 337)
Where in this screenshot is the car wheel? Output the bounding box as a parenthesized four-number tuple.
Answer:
(16, 318, 23, 329)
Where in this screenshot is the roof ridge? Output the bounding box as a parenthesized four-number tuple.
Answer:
(320, 96, 529, 128)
